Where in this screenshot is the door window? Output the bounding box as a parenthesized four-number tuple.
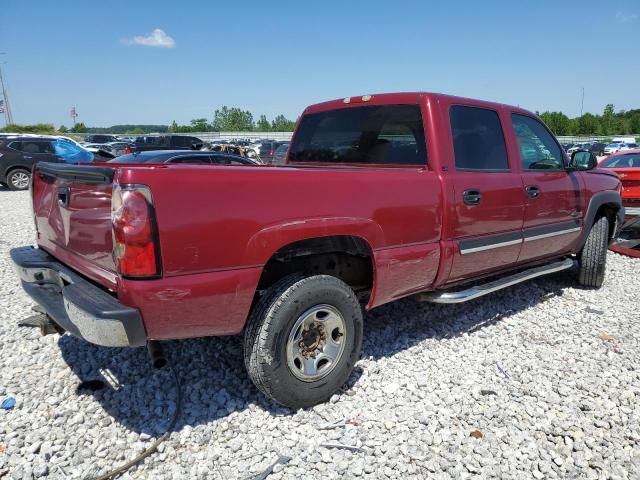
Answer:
(511, 114, 564, 170)
(449, 105, 509, 171)
(168, 155, 211, 163)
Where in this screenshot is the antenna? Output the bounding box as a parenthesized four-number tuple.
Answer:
(0, 53, 14, 125)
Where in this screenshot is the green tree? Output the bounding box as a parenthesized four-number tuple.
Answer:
(190, 118, 210, 131)
(256, 115, 271, 132)
(70, 122, 88, 133)
(599, 104, 615, 135)
(271, 114, 296, 131)
(58, 125, 68, 133)
(169, 120, 179, 132)
(575, 113, 598, 135)
(126, 128, 145, 134)
(211, 106, 254, 131)
(539, 111, 571, 135)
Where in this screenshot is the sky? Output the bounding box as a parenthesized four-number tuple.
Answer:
(0, 0, 639, 127)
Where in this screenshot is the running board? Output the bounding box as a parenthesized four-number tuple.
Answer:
(416, 258, 575, 304)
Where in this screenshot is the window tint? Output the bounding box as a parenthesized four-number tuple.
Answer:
(289, 105, 426, 165)
(21, 141, 54, 154)
(8, 141, 22, 151)
(600, 154, 640, 168)
(168, 155, 211, 164)
(211, 154, 252, 165)
(511, 114, 563, 170)
(449, 106, 509, 171)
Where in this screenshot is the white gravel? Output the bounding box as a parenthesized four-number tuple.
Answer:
(0, 187, 639, 479)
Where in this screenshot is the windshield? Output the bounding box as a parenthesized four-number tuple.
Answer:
(53, 139, 93, 163)
(600, 154, 640, 168)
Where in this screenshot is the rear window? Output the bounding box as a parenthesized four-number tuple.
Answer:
(289, 105, 426, 165)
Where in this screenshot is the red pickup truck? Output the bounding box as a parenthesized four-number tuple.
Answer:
(11, 92, 623, 408)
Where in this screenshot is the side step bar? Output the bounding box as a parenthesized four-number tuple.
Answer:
(416, 258, 575, 304)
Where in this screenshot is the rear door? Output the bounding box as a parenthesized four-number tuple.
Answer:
(444, 104, 525, 282)
(509, 113, 582, 263)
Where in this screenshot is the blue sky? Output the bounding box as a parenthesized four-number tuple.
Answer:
(1, 0, 639, 127)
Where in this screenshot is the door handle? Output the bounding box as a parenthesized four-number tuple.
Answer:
(525, 185, 540, 199)
(463, 189, 482, 205)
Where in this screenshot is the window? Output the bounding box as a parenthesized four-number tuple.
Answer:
(168, 155, 211, 164)
(511, 114, 564, 170)
(600, 154, 640, 168)
(21, 141, 54, 154)
(288, 105, 426, 165)
(7, 141, 22, 151)
(449, 105, 509, 171)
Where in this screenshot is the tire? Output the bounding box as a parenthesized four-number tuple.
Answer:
(6, 169, 31, 191)
(577, 215, 609, 288)
(244, 274, 363, 409)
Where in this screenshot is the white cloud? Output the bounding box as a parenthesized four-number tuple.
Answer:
(615, 11, 638, 22)
(123, 29, 175, 48)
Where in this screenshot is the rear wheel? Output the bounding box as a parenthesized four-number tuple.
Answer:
(244, 274, 363, 409)
(577, 215, 609, 288)
(7, 169, 31, 191)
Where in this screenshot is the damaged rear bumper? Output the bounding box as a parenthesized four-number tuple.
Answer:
(10, 246, 146, 347)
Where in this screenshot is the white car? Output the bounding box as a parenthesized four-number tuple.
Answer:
(604, 143, 625, 155)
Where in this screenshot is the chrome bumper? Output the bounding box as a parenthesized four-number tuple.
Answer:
(10, 246, 146, 347)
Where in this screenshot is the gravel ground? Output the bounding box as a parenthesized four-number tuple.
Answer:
(0, 187, 639, 480)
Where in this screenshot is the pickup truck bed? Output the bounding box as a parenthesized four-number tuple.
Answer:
(12, 92, 623, 408)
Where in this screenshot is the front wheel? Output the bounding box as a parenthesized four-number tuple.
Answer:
(7, 169, 31, 191)
(577, 215, 609, 288)
(244, 274, 363, 409)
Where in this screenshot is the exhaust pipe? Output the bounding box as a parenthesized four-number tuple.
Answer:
(147, 341, 167, 369)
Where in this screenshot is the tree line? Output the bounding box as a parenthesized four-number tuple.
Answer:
(539, 105, 640, 136)
(2, 104, 638, 137)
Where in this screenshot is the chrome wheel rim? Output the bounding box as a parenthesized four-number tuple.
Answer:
(286, 304, 347, 382)
(11, 172, 29, 189)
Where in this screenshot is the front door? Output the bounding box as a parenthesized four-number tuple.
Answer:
(445, 105, 525, 282)
(509, 113, 582, 263)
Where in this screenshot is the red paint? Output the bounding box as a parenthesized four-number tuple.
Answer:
(30, 92, 622, 341)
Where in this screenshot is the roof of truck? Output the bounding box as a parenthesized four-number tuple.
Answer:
(304, 92, 534, 117)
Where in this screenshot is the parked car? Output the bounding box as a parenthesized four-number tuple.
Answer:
(84, 134, 119, 144)
(126, 135, 204, 154)
(272, 142, 290, 164)
(561, 143, 575, 152)
(604, 143, 625, 155)
(11, 92, 623, 409)
(107, 150, 260, 165)
(567, 143, 589, 154)
(618, 143, 638, 152)
(0, 136, 93, 190)
(599, 149, 640, 217)
(259, 141, 288, 163)
(589, 142, 606, 156)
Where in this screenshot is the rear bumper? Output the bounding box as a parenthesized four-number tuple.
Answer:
(10, 246, 146, 347)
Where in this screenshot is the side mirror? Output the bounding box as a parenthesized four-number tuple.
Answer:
(570, 150, 597, 171)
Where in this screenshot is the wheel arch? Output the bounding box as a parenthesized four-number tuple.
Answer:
(576, 191, 623, 249)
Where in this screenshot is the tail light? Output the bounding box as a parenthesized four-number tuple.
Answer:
(123, 146, 132, 155)
(111, 184, 161, 278)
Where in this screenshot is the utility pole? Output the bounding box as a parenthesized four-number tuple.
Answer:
(579, 87, 585, 117)
(0, 54, 14, 125)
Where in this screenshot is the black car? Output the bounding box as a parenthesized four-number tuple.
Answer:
(588, 142, 606, 156)
(259, 141, 288, 163)
(84, 134, 119, 144)
(0, 136, 94, 190)
(129, 135, 204, 153)
(108, 150, 260, 165)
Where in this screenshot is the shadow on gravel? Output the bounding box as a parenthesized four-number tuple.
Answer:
(55, 268, 572, 435)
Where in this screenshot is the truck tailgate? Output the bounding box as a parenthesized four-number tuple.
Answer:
(32, 163, 118, 289)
